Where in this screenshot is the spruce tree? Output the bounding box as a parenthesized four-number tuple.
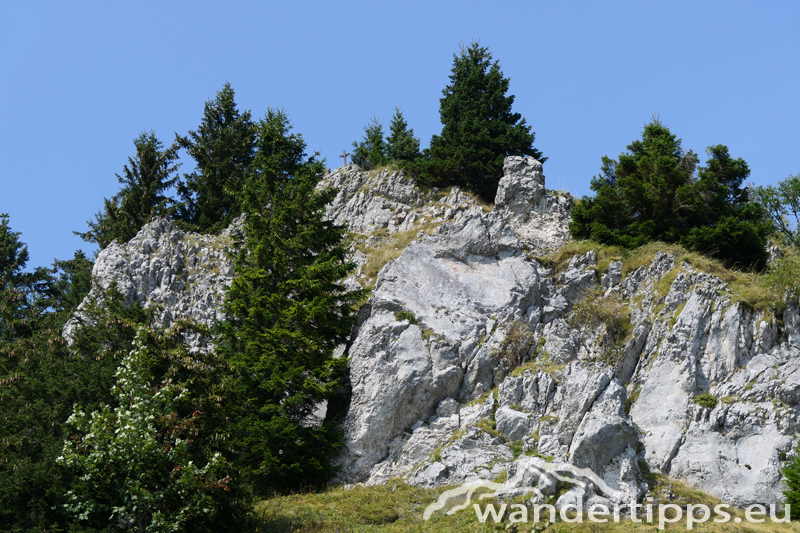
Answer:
(350, 114, 388, 170)
(570, 119, 769, 269)
(425, 41, 544, 201)
(783, 442, 800, 519)
(0, 214, 50, 343)
(217, 109, 366, 494)
(176, 83, 257, 233)
(77, 131, 180, 248)
(47, 250, 94, 315)
(386, 106, 420, 164)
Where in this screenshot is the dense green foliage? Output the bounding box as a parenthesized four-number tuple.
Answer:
(176, 83, 257, 233)
(47, 251, 95, 314)
(2, 212, 252, 532)
(783, 442, 800, 519)
(77, 131, 181, 249)
(570, 120, 770, 270)
(59, 328, 240, 532)
(350, 113, 388, 170)
(754, 173, 800, 250)
(351, 107, 421, 171)
(1, 214, 52, 344)
(420, 41, 544, 201)
(0, 281, 148, 531)
(386, 106, 421, 163)
(217, 109, 366, 495)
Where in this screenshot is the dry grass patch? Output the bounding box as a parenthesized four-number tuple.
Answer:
(356, 220, 443, 283)
(547, 240, 787, 313)
(510, 357, 569, 380)
(568, 287, 631, 341)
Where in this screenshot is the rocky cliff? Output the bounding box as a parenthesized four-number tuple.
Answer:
(72, 157, 800, 509)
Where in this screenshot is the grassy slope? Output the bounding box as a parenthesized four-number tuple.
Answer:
(253, 479, 799, 532)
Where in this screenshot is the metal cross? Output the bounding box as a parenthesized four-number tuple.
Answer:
(340, 150, 350, 166)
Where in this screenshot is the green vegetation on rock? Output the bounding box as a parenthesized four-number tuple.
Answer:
(569, 119, 770, 270)
(418, 41, 544, 202)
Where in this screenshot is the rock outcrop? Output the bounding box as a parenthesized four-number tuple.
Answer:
(64, 217, 239, 351)
(319, 165, 482, 235)
(68, 157, 800, 509)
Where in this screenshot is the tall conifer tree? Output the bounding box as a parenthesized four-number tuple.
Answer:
(77, 131, 180, 248)
(386, 106, 421, 164)
(176, 83, 257, 233)
(0, 214, 50, 343)
(425, 41, 544, 201)
(217, 109, 365, 494)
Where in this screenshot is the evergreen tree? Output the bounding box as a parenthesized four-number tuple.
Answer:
(570, 120, 697, 248)
(77, 131, 180, 249)
(0, 214, 29, 287)
(681, 145, 770, 269)
(0, 214, 50, 343)
(386, 106, 420, 163)
(783, 442, 800, 519)
(424, 41, 544, 201)
(350, 114, 388, 170)
(570, 119, 769, 269)
(217, 109, 366, 494)
(176, 83, 257, 233)
(0, 285, 150, 531)
(47, 250, 94, 315)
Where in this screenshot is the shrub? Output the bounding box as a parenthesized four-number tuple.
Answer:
(693, 392, 719, 409)
(753, 173, 800, 250)
(58, 329, 233, 532)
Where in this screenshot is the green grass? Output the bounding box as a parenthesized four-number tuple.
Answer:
(253, 478, 799, 532)
(394, 310, 418, 325)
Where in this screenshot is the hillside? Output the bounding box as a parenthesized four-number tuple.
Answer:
(74, 156, 800, 525)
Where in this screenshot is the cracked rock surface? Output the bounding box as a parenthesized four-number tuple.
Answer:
(69, 157, 800, 508)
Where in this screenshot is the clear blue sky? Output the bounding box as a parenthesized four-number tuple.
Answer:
(2, 1, 799, 269)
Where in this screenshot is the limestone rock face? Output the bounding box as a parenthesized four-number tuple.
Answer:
(64, 217, 238, 351)
(67, 158, 800, 509)
(331, 159, 800, 508)
(319, 165, 481, 235)
(495, 156, 573, 252)
(332, 159, 645, 504)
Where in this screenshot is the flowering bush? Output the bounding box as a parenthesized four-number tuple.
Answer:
(58, 328, 230, 532)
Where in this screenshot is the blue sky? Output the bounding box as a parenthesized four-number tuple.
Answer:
(1, 1, 799, 269)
